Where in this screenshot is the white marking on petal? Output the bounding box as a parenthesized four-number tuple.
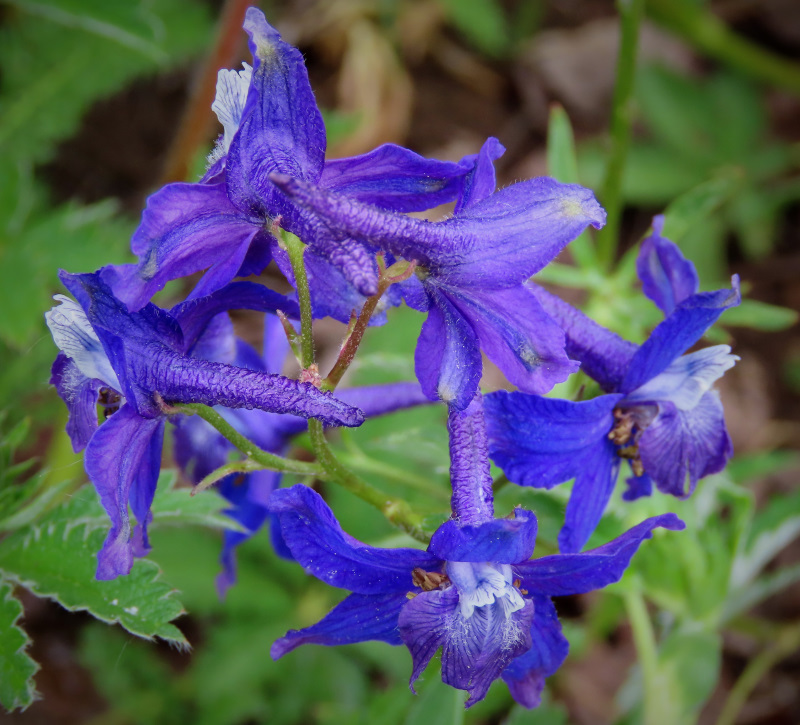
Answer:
(447, 561, 525, 620)
(626, 345, 739, 411)
(45, 295, 121, 390)
(209, 62, 253, 162)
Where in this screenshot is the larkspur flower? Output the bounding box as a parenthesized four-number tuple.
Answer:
(45, 271, 363, 579)
(485, 216, 740, 553)
(175, 314, 433, 595)
(268, 394, 682, 707)
(105, 7, 488, 321)
(268, 138, 606, 409)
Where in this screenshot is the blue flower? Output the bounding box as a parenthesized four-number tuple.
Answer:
(174, 315, 434, 595)
(268, 484, 682, 707)
(45, 272, 363, 579)
(106, 8, 486, 320)
(485, 217, 740, 553)
(268, 140, 606, 409)
(268, 395, 682, 707)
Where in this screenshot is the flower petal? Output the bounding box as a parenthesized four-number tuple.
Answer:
(624, 345, 738, 411)
(429, 510, 538, 564)
(216, 468, 283, 597)
(621, 278, 741, 394)
(638, 392, 733, 498)
(516, 513, 685, 596)
(335, 382, 433, 418)
(170, 281, 299, 349)
(485, 391, 621, 489)
(225, 9, 325, 222)
(84, 404, 164, 580)
(558, 439, 621, 554)
(413, 286, 482, 410)
(268, 485, 440, 594)
(449, 285, 579, 395)
(50, 353, 103, 452)
(528, 284, 636, 392)
(107, 182, 259, 311)
(272, 591, 408, 659)
(453, 137, 505, 213)
(400, 589, 535, 707)
(320, 142, 487, 211)
(501, 595, 569, 709)
(636, 215, 699, 316)
(45, 295, 120, 390)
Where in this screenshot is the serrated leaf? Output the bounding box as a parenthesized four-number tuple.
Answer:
(150, 470, 247, 533)
(0, 519, 187, 645)
(0, 580, 40, 712)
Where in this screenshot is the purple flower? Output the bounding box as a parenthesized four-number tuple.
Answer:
(45, 271, 363, 579)
(485, 217, 740, 553)
(268, 395, 683, 707)
(269, 141, 606, 409)
(175, 316, 434, 596)
(106, 8, 486, 319)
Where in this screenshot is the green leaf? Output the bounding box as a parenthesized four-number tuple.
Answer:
(720, 298, 798, 331)
(547, 105, 580, 184)
(660, 171, 743, 245)
(150, 471, 246, 532)
(0, 478, 209, 645)
(0, 520, 187, 645)
(0, 580, 39, 712)
(724, 562, 800, 623)
(659, 629, 722, 721)
(732, 489, 800, 590)
(438, 0, 510, 58)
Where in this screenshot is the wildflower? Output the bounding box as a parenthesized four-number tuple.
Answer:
(175, 316, 434, 595)
(45, 272, 363, 579)
(106, 8, 486, 318)
(269, 395, 682, 706)
(485, 217, 739, 552)
(268, 140, 606, 409)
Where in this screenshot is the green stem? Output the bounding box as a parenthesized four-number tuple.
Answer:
(308, 419, 429, 543)
(325, 257, 416, 390)
(595, 0, 645, 270)
(282, 232, 315, 369)
(171, 403, 321, 477)
(193, 458, 273, 496)
(624, 588, 661, 725)
(648, 0, 800, 96)
(716, 621, 800, 725)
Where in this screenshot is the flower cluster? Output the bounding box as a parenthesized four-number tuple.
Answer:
(46, 7, 738, 709)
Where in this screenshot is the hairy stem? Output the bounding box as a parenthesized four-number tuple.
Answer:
(172, 403, 321, 477)
(282, 232, 316, 370)
(308, 419, 429, 543)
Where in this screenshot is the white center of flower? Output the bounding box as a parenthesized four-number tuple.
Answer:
(446, 561, 525, 620)
(45, 295, 121, 391)
(625, 345, 739, 411)
(208, 62, 253, 164)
